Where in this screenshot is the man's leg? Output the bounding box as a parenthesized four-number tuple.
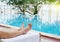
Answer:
(0, 24, 32, 39)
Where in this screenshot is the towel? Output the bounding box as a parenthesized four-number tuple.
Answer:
(1, 30, 40, 42)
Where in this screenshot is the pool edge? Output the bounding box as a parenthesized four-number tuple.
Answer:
(40, 32, 60, 40)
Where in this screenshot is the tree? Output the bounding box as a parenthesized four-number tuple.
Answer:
(8, 0, 29, 14)
(1, 0, 29, 14)
(28, 0, 56, 15)
(1, 0, 57, 15)
(23, 0, 57, 22)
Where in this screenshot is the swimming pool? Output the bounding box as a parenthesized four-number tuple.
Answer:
(0, 14, 60, 36)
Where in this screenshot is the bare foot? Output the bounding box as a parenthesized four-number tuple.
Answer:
(18, 23, 24, 31)
(18, 24, 32, 35)
(22, 24, 32, 34)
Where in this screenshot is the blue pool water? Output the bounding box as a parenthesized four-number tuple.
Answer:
(0, 14, 60, 36)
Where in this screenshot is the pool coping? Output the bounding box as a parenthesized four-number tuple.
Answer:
(40, 32, 60, 40)
(0, 24, 60, 40)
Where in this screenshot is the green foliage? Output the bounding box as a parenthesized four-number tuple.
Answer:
(28, 0, 41, 4)
(28, 0, 56, 5)
(41, 0, 56, 4)
(7, 0, 28, 5)
(47, 0, 56, 4)
(56, 0, 60, 5)
(6, 0, 29, 14)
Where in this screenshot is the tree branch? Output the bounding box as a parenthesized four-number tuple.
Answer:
(17, 6, 23, 12)
(25, 11, 32, 14)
